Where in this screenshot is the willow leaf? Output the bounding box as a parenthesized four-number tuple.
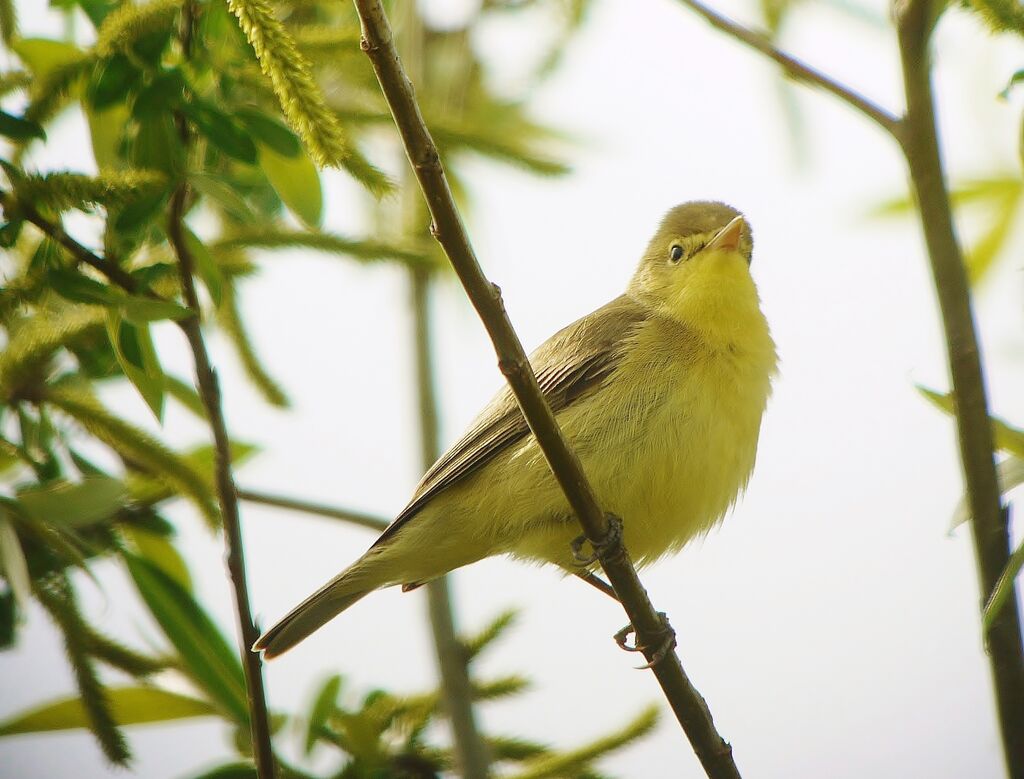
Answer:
(0, 686, 214, 736)
(218, 284, 289, 408)
(504, 706, 659, 779)
(213, 227, 431, 267)
(984, 511, 1024, 632)
(918, 386, 1024, 458)
(44, 385, 219, 526)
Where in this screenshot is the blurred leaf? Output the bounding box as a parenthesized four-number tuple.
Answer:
(0, 512, 31, 613)
(0, 686, 216, 736)
(105, 313, 166, 421)
(984, 500, 1024, 631)
(464, 609, 517, 660)
(45, 385, 219, 524)
(504, 706, 659, 779)
(918, 387, 1024, 458)
(119, 296, 191, 324)
(305, 674, 342, 754)
(237, 108, 300, 157)
(951, 457, 1024, 531)
(123, 552, 249, 724)
(17, 475, 126, 528)
(48, 269, 120, 306)
(163, 374, 206, 419)
(189, 764, 258, 779)
(121, 525, 192, 592)
(0, 109, 45, 140)
(259, 143, 322, 228)
(12, 38, 82, 78)
(184, 228, 224, 307)
(87, 53, 141, 110)
(131, 68, 186, 118)
(213, 227, 431, 267)
(132, 113, 184, 179)
(184, 102, 257, 164)
(190, 172, 255, 221)
(218, 285, 289, 407)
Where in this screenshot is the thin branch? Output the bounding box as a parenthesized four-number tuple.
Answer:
(237, 488, 389, 531)
(351, 3, 740, 776)
(0, 192, 140, 293)
(895, 0, 1024, 773)
(168, 3, 276, 777)
(672, 0, 900, 137)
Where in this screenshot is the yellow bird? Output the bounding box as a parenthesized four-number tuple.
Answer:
(255, 201, 777, 658)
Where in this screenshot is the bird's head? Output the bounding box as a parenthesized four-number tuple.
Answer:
(628, 201, 762, 339)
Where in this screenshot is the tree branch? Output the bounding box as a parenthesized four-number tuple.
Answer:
(351, 3, 740, 776)
(166, 4, 276, 777)
(672, 0, 900, 137)
(895, 1, 1024, 773)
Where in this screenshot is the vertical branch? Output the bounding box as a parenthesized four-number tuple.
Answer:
(352, 3, 742, 777)
(169, 3, 277, 776)
(398, 4, 491, 774)
(896, 1, 1024, 773)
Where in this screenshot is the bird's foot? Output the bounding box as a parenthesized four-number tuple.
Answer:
(614, 612, 677, 670)
(570, 513, 624, 566)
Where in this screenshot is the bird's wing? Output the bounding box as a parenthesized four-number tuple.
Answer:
(371, 294, 647, 548)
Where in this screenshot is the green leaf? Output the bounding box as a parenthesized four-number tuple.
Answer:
(12, 38, 83, 79)
(113, 191, 167, 232)
(132, 113, 183, 178)
(87, 53, 140, 109)
(184, 228, 224, 307)
(17, 475, 126, 528)
(0, 512, 31, 613)
(184, 102, 257, 164)
(259, 143, 322, 227)
(189, 764, 258, 779)
(237, 108, 300, 157)
(121, 525, 192, 592)
(0, 109, 45, 140)
(0, 686, 216, 736)
(984, 496, 1024, 631)
(122, 552, 249, 724)
(189, 171, 255, 221)
(48, 268, 120, 306)
(105, 312, 165, 421)
(118, 295, 191, 324)
(918, 386, 1024, 457)
(305, 674, 342, 754)
(131, 68, 185, 118)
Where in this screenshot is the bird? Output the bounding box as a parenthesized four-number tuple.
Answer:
(254, 200, 777, 658)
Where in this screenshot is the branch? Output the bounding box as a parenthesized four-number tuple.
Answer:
(167, 4, 276, 777)
(895, 1, 1024, 773)
(672, 0, 900, 137)
(351, 3, 740, 776)
(237, 488, 388, 531)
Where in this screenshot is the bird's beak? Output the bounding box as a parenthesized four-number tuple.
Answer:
(706, 216, 745, 253)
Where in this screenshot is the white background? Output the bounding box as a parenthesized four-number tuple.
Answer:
(2, 0, 1024, 777)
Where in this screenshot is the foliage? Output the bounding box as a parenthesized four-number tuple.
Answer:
(0, 0, 660, 774)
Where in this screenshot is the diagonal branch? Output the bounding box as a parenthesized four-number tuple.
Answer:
(672, 0, 901, 136)
(350, 2, 740, 777)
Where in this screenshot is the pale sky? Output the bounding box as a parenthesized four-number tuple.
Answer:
(2, 0, 1023, 777)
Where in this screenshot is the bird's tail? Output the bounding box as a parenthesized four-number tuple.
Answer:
(253, 568, 373, 659)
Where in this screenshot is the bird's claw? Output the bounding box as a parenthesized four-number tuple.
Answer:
(570, 513, 624, 566)
(614, 612, 677, 669)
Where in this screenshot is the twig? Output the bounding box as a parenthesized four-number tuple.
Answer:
(168, 3, 276, 777)
(351, 3, 740, 776)
(895, 1, 1024, 773)
(237, 489, 388, 531)
(673, 0, 900, 136)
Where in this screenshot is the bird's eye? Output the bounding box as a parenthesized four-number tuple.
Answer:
(669, 245, 684, 264)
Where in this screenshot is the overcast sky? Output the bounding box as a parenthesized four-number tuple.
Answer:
(3, 0, 1024, 777)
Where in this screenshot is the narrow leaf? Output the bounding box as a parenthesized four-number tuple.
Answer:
(123, 553, 248, 724)
(17, 476, 127, 528)
(258, 143, 322, 228)
(0, 686, 215, 736)
(0, 513, 31, 613)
